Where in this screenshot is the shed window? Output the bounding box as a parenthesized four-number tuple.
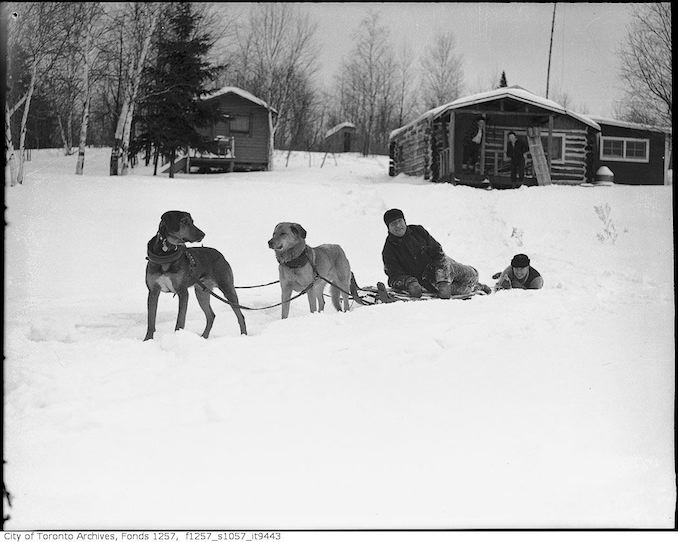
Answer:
(229, 115, 251, 134)
(600, 136, 649, 162)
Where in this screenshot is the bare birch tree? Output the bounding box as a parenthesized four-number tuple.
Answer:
(420, 31, 464, 110)
(395, 41, 416, 126)
(232, 4, 318, 170)
(41, 47, 80, 156)
(74, 3, 106, 175)
(5, 2, 72, 186)
(617, 2, 671, 126)
(337, 12, 397, 155)
(109, 2, 160, 176)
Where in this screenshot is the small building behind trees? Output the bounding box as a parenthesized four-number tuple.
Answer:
(324, 122, 359, 153)
(184, 86, 277, 173)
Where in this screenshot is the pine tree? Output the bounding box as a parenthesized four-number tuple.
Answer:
(499, 71, 508, 88)
(139, 2, 220, 178)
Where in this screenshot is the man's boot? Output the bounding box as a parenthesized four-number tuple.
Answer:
(477, 283, 492, 294)
(437, 281, 452, 299)
(406, 278, 423, 298)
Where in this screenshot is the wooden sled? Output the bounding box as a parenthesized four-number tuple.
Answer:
(356, 282, 488, 304)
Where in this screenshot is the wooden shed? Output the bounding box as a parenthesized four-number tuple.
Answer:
(324, 122, 358, 153)
(589, 116, 671, 185)
(389, 86, 601, 187)
(186, 86, 277, 172)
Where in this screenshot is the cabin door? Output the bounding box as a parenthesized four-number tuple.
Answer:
(343, 131, 351, 152)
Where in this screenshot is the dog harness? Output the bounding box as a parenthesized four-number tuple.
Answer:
(281, 247, 312, 269)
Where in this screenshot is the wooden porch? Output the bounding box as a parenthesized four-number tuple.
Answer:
(437, 110, 555, 187)
(162, 136, 238, 174)
(439, 146, 538, 189)
(188, 135, 236, 172)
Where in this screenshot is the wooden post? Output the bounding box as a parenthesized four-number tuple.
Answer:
(479, 120, 486, 175)
(389, 141, 395, 176)
(424, 124, 431, 181)
(546, 2, 557, 98)
(547, 114, 554, 174)
(448, 112, 455, 176)
(664, 135, 671, 185)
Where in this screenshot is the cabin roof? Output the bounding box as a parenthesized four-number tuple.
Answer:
(201, 86, 278, 114)
(588, 115, 671, 135)
(325, 122, 356, 139)
(390, 86, 600, 139)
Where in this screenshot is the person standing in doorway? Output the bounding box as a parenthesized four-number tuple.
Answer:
(506, 131, 529, 188)
(463, 117, 485, 172)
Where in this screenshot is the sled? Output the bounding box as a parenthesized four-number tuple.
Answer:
(355, 282, 488, 305)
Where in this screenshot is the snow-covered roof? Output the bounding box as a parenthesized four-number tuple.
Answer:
(390, 86, 600, 139)
(325, 122, 356, 139)
(201, 86, 278, 114)
(588, 115, 671, 135)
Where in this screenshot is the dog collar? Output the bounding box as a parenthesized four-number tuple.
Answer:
(146, 236, 186, 265)
(282, 248, 310, 269)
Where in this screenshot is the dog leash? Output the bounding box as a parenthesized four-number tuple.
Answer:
(185, 250, 318, 311)
(186, 249, 371, 310)
(235, 279, 280, 289)
(196, 276, 316, 311)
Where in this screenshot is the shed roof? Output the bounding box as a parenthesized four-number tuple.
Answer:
(390, 86, 600, 139)
(588, 115, 671, 135)
(325, 122, 356, 139)
(201, 86, 278, 114)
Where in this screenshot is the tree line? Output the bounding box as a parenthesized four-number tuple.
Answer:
(4, 2, 671, 185)
(4, 2, 467, 183)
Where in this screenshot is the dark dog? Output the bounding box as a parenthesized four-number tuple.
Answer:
(267, 222, 363, 319)
(144, 210, 247, 340)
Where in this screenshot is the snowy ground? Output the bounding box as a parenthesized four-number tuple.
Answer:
(4, 148, 675, 529)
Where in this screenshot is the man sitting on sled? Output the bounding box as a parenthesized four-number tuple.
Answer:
(381, 208, 491, 299)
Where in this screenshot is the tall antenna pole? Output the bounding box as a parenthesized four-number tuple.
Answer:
(546, 2, 557, 98)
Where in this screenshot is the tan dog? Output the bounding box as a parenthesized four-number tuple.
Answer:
(267, 222, 356, 319)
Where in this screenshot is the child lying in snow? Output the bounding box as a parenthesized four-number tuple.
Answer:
(494, 253, 543, 290)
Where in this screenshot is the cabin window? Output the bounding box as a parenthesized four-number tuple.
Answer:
(600, 136, 649, 163)
(503, 132, 565, 163)
(229, 115, 251, 134)
(539, 135, 564, 162)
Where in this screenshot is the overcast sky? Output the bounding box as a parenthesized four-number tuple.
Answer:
(223, 3, 636, 118)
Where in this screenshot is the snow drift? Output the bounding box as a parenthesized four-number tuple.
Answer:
(4, 148, 675, 529)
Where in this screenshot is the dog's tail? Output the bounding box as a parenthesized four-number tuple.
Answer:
(350, 272, 369, 305)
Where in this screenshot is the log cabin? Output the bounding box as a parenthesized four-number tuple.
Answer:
(389, 86, 602, 187)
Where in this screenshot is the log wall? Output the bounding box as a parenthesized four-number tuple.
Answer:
(389, 119, 433, 179)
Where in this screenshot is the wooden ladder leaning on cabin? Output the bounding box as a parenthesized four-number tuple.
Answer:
(526, 126, 552, 186)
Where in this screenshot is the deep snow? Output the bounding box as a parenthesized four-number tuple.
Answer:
(4, 148, 675, 529)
